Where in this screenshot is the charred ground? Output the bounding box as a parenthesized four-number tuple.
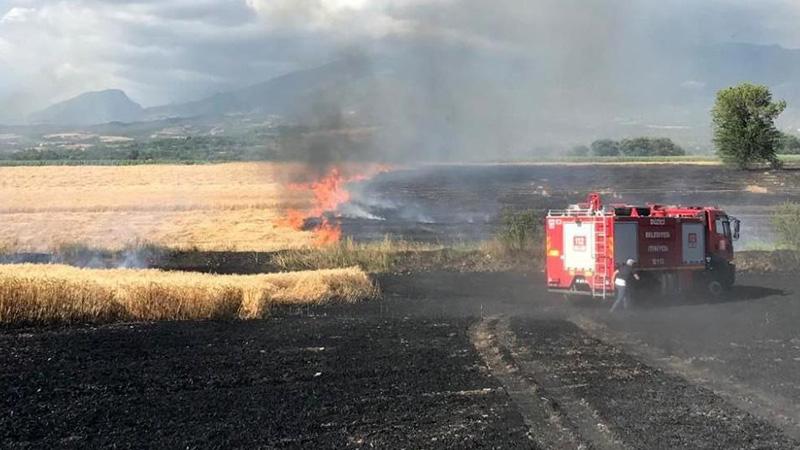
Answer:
(4, 163, 800, 448)
(3, 271, 800, 448)
(344, 163, 800, 247)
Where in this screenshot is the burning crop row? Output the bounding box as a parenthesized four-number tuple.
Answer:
(276, 165, 390, 246)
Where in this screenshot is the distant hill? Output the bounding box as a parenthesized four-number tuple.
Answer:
(145, 59, 371, 121)
(29, 89, 144, 125)
(19, 43, 800, 150)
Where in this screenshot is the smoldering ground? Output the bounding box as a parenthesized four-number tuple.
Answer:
(335, 163, 796, 247)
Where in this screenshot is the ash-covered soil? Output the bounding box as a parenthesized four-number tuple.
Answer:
(345, 164, 800, 246)
(580, 272, 800, 436)
(1, 316, 529, 449)
(507, 318, 796, 449)
(4, 271, 800, 448)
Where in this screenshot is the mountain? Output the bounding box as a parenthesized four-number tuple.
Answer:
(29, 89, 144, 125)
(21, 43, 800, 150)
(145, 58, 372, 121)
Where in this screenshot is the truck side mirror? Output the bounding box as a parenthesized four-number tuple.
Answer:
(733, 219, 740, 241)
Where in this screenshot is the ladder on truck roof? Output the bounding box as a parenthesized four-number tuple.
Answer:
(547, 207, 601, 217)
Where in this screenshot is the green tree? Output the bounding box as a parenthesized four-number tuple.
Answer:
(590, 139, 620, 156)
(778, 132, 800, 154)
(620, 137, 685, 156)
(711, 83, 786, 169)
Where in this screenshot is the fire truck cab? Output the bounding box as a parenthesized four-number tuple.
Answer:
(546, 193, 739, 299)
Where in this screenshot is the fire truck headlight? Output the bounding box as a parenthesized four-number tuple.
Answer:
(548, 249, 560, 257)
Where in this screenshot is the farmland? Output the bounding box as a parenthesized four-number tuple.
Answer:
(4, 161, 800, 447)
(0, 162, 380, 252)
(3, 160, 799, 253)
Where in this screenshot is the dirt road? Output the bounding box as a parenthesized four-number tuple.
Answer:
(3, 271, 800, 448)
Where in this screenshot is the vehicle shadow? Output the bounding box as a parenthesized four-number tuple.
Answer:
(632, 284, 790, 309)
(718, 285, 789, 302)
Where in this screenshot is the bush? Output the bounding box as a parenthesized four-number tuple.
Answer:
(588, 138, 685, 157)
(590, 139, 620, 156)
(773, 202, 800, 250)
(620, 137, 685, 156)
(496, 209, 540, 253)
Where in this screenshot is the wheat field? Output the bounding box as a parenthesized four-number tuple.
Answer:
(0, 264, 379, 324)
(0, 162, 371, 252)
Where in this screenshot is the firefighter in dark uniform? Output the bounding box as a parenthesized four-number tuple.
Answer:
(611, 259, 639, 312)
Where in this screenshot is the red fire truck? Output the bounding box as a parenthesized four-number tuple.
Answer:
(546, 193, 740, 299)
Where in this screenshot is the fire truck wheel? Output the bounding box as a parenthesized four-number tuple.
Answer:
(707, 280, 724, 298)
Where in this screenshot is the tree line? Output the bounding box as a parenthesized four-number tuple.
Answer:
(569, 137, 685, 157)
(779, 132, 800, 154)
(570, 83, 799, 168)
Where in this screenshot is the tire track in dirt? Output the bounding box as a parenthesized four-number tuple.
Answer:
(470, 316, 625, 450)
(572, 315, 800, 441)
(473, 315, 799, 449)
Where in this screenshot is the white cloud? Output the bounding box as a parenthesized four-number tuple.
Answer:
(0, 7, 35, 24)
(0, 0, 799, 120)
(243, 0, 414, 37)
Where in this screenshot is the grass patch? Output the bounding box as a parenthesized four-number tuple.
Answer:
(773, 202, 800, 250)
(0, 235, 543, 274)
(478, 154, 800, 165)
(736, 239, 791, 252)
(735, 250, 800, 272)
(495, 209, 541, 253)
(272, 237, 440, 272)
(272, 235, 542, 274)
(0, 264, 378, 325)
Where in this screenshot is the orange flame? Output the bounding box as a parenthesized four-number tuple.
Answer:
(314, 218, 342, 246)
(276, 210, 306, 230)
(276, 165, 390, 246)
(297, 168, 353, 217)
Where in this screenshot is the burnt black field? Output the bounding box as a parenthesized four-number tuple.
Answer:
(1, 315, 529, 448)
(4, 163, 800, 448)
(4, 271, 800, 448)
(344, 163, 800, 247)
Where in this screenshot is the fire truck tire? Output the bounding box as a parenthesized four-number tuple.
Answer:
(707, 280, 724, 298)
(723, 265, 736, 289)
